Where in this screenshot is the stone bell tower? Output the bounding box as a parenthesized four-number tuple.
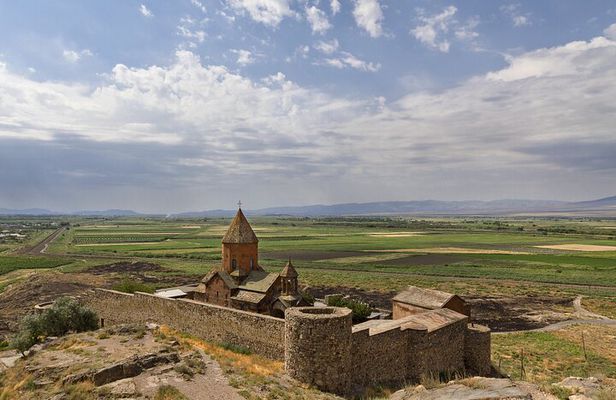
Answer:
(221, 207, 261, 279)
(280, 259, 298, 295)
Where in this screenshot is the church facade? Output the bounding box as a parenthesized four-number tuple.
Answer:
(191, 208, 309, 317)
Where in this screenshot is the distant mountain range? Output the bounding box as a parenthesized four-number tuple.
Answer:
(1, 196, 616, 217)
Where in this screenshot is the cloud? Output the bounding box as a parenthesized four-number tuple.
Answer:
(353, 0, 384, 38)
(314, 39, 339, 54)
(177, 16, 206, 47)
(410, 6, 457, 52)
(321, 51, 380, 72)
(305, 5, 331, 35)
(231, 49, 256, 66)
(139, 4, 153, 17)
(331, 0, 341, 15)
(227, 0, 294, 27)
(2, 28, 616, 209)
(62, 49, 93, 63)
(500, 3, 531, 27)
(190, 0, 207, 13)
(605, 23, 616, 40)
(487, 37, 616, 81)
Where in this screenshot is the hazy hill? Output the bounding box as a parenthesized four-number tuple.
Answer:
(2, 196, 616, 217)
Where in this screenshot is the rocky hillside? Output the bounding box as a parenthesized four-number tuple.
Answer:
(1, 323, 615, 399)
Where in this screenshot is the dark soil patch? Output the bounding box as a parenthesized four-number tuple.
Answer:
(305, 286, 575, 332)
(466, 295, 574, 332)
(262, 250, 369, 261)
(0, 272, 107, 339)
(88, 261, 167, 274)
(374, 254, 464, 266)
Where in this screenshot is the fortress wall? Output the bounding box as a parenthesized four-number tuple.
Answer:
(422, 320, 467, 377)
(350, 326, 410, 389)
(285, 307, 352, 395)
(83, 288, 285, 359)
(85, 292, 491, 395)
(348, 320, 468, 390)
(465, 324, 492, 376)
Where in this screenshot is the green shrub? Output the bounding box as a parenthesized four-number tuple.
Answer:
(112, 279, 155, 294)
(220, 342, 252, 355)
(11, 297, 99, 355)
(326, 296, 372, 323)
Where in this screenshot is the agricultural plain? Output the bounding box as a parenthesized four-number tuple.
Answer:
(1, 215, 616, 384)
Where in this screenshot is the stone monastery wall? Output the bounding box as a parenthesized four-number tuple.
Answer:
(85, 290, 491, 395)
(83, 289, 285, 359)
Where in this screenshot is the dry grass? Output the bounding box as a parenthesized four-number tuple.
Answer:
(0, 363, 35, 400)
(535, 244, 616, 252)
(553, 325, 616, 364)
(154, 385, 188, 400)
(371, 247, 529, 254)
(159, 326, 283, 376)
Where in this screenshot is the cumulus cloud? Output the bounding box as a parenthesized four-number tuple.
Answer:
(305, 5, 331, 34)
(500, 3, 531, 27)
(411, 6, 479, 52)
(487, 37, 616, 81)
(139, 4, 153, 17)
(353, 0, 384, 38)
(231, 49, 256, 65)
(63, 49, 93, 63)
(605, 23, 616, 40)
(410, 6, 457, 52)
(331, 0, 341, 15)
(2, 29, 616, 209)
(227, 0, 294, 27)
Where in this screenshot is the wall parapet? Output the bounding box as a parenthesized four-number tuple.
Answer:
(83, 288, 285, 360)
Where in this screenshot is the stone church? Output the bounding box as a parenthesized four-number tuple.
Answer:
(191, 207, 310, 317)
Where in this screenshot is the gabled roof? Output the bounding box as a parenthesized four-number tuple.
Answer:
(280, 259, 298, 278)
(404, 308, 467, 332)
(202, 270, 238, 290)
(392, 286, 460, 310)
(239, 270, 278, 293)
(222, 208, 258, 244)
(231, 290, 266, 304)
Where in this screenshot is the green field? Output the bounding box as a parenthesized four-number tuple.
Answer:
(37, 216, 616, 289)
(0, 256, 72, 275)
(2, 215, 616, 384)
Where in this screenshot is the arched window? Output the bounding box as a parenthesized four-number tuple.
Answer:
(231, 259, 237, 269)
(250, 258, 254, 269)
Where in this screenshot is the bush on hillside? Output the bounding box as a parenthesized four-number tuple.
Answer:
(11, 297, 99, 355)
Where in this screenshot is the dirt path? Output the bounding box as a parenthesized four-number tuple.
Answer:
(496, 296, 616, 334)
(15, 226, 66, 255)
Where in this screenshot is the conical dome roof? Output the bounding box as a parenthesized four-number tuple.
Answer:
(222, 208, 259, 244)
(280, 259, 298, 278)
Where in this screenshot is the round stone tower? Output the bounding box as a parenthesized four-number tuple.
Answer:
(285, 307, 352, 395)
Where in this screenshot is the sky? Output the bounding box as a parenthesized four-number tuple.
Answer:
(0, 1, 615, 213)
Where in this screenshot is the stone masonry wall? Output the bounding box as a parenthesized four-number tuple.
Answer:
(84, 290, 491, 394)
(349, 319, 468, 391)
(285, 307, 352, 395)
(422, 319, 467, 377)
(465, 324, 492, 376)
(351, 325, 410, 389)
(83, 288, 285, 360)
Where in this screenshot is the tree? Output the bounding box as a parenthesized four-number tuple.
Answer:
(11, 297, 99, 355)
